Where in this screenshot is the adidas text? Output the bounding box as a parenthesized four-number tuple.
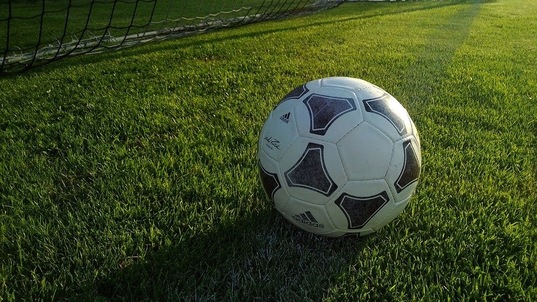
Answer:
(292, 211, 325, 228)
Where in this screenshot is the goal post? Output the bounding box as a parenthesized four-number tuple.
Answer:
(0, 0, 345, 74)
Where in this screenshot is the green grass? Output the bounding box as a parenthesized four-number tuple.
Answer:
(1, 0, 536, 300)
(0, 0, 311, 59)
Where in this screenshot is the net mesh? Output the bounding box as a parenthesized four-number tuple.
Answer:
(0, 0, 344, 74)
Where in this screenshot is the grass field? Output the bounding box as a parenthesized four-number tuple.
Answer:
(0, 0, 283, 46)
(1, 0, 536, 300)
(1, 0, 317, 72)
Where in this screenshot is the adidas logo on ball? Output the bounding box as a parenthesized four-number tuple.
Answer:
(279, 112, 291, 123)
(292, 211, 324, 228)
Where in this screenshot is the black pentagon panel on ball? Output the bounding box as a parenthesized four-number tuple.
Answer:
(303, 94, 357, 135)
(277, 84, 310, 105)
(335, 191, 390, 229)
(258, 161, 281, 201)
(284, 143, 338, 196)
(363, 93, 409, 136)
(395, 140, 421, 193)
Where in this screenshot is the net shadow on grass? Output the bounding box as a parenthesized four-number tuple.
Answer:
(0, 0, 344, 74)
(7, 0, 489, 76)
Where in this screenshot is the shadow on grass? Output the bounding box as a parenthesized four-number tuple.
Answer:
(390, 0, 483, 109)
(94, 204, 370, 300)
(11, 0, 492, 77)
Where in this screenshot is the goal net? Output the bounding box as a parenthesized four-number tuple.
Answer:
(0, 0, 344, 74)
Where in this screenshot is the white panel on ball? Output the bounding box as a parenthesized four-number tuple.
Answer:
(337, 122, 393, 181)
(321, 77, 376, 94)
(322, 77, 388, 103)
(283, 198, 336, 236)
(258, 150, 290, 212)
(258, 100, 300, 161)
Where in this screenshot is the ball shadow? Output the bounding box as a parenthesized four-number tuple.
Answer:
(94, 204, 370, 300)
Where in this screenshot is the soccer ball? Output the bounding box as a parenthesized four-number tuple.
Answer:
(257, 77, 421, 237)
